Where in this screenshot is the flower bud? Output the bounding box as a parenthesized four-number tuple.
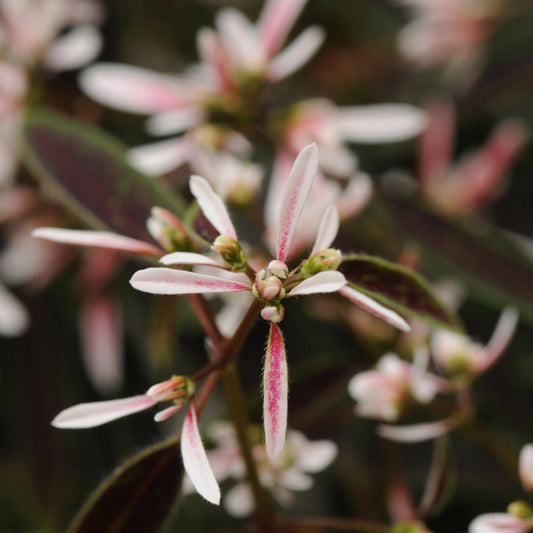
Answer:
(267, 260, 289, 280)
(253, 270, 285, 301)
(508, 500, 533, 519)
(147, 207, 191, 252)
(212, 235, 248, 271)
(261, 305, 285, 323)
(301, 248, 342, 277)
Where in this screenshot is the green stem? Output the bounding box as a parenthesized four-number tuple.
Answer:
(224, 364, 274, 532)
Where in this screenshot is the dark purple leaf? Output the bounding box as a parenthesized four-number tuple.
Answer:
(340, 255, 461, 330)
(68, 438, 183, 533)
(21, 108, 185, 241)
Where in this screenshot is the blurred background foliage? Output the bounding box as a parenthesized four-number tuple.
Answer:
(2, 1, 533, 532)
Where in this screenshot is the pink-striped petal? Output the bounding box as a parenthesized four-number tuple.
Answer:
(79, 63, 191, 114)
(52, 395, 156, 428)
(377, 418, 458, 443)
(80, 293, 123, 396)
(263, 323, 289, 459)
(160, 252, 225, 268)
(276, 143, 319, 262)
(32, 228, 161, 256)
(519, 443, 533, 492)
(181, 403, 221, 504)
(257, 0, 308, 58)
(335, 104, 427, 143)
(267, 26, 325, 82)
(189, 175, 237, 240)
(469, 513, 530, 533)
(288, 271, 346, 297)
(130, 268, 250, 295)
(310, 205, 340, 256)
(338, 285, 410, 332)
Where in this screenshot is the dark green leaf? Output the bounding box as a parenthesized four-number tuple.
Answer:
(21, 108, 185, 240)
(340, 254, 461, 330)
(68, 438, 183, 533)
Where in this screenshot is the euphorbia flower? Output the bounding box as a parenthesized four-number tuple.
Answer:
(51, 376, 221, 505)
(79, 0, 323, 176)
(130, 144, 410, 458)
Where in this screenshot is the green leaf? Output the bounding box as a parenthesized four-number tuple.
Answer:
(340, 254, 461, 330)
(20, 108, 185, 240)
(68, 438, 183, 533)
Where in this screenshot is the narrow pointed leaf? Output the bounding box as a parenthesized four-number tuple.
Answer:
(264, 323, 289, 459)
(68, 438, 183, 533)
(21, 108, 185, 241)
(276, 143, 319, 262)
(288, 271, 346, 296)
(181, 403, 220, 504)
(340, 255, 461, 330)
(189, 175, 237, 240)
(52, 395, 156, 428)
(130, 268, 250, 295)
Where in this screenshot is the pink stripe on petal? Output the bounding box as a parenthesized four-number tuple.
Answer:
(79, 63, 191, 114)
(154, 404, 183, 422)
(263, 323, 288, 459)
(190, 175, 237, 240)
(52, 395, 156, 428)
(276, 143, 319, 262)
(310, 205, 340, 256)
(339, 286, 410, 332)
(32, 228, 161, 256)
(130, 268, 250, 295)
(181, 403, 221, 504)
(257, 0, 308, 58)
(160, 252, 225, 268)
(288, 271, 346, 297)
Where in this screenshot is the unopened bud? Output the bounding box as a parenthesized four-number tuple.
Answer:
(301, 248, 342, 277)
(267, 260, 289, 279)
(253, 270, 285, 301)
(508, 500, 533, 519)
(261, 305, 285, 323)
(148, 207, 190, 252)
(212, 235, 248, 271)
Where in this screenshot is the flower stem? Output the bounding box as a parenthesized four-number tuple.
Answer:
(223, 364, 274, 532)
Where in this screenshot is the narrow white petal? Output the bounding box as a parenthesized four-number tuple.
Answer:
(224, 483, 254, 517)
(0, 282, 29, 337)
(267, 26, 325, 82)
(32, 228, 161, 256)
(295, 438, 338, 473)
(130, 268, 250, 295)
(181, 403, 221, 504)
(377, 418, 458, 443)
(519, 443, 533, 492)
(79, 63, 189, 114)
(146, 108, 203, 136)
(52, 395, 156, 428)
(336, 104, 428, 143)
(288, 271, 346, 297)
(483, 307, 519, 371)
(339, 286, 410, 332)
(310, 205, 340, 256)
(264, 323, 289, 459)
(190, 175, 237, 240)
(44, 25, 102, 71)
(128, 137, 192, 176)
(276, 143, 319, 262)
(160, 252, 224, 268)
